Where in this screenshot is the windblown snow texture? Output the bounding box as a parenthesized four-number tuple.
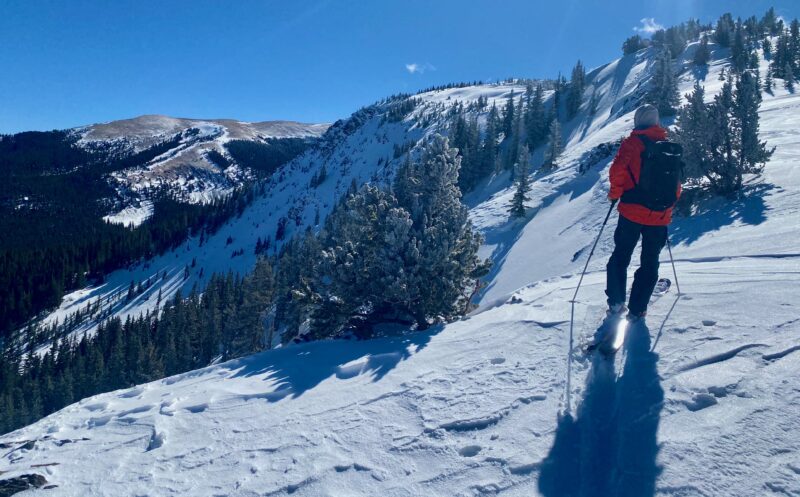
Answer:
(2, 38, 799, 496)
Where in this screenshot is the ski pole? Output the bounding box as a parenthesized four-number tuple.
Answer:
(666, 232, 681, 295)
(571, 199, 617, 304)
(565, 199, 616, 414)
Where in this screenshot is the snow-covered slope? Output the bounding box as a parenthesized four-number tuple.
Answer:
(4, 39, 800, 496)
(29, 82, 535, 346)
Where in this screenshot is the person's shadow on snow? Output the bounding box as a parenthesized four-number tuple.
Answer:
(538, 321, 664, 497)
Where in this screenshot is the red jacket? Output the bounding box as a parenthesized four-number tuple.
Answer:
(608, 125, 681, 226)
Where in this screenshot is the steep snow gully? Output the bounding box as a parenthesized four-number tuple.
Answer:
(2, 36, 800, 496)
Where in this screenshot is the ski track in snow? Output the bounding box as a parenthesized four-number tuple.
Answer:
(2, 39, 800, 496)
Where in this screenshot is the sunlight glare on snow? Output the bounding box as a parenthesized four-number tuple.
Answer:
(612, 319, 627, 351)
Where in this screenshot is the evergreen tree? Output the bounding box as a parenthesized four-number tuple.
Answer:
(392, 135, 487, 328)
(622, 35, 648, 55)
(771, 34, 792, 79)
(761, 7, 779, 36)
(502, 97, 525, 171)
(647, 48, 681, 116)
(734, 70, 774, 184)
(674, 81, 712, 181)
(691, 73, 775, 195)
(502, 90, 515, 138)
(731, 24, 749, 72)
(714, 13, 735, 47)
(542, 119, 562, 170)
(509, 145, 531, 217)
(784, 62, 795, 91)
(762, 38, 772, 60)
(693, 35, 711, 65)
(524, 84, 547, 148)
(566, 60, 586, 118)
(482, 104, 500, 174)
(305, 135, 488, 338)
(791, 19, 800, 78)
(551, 73, 567, 120)
(764, 66, 774, 93)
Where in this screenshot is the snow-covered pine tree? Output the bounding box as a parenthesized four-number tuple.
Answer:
(311, 184, 413, 338)
(394, 135, 487, 328)
(542, 119, 562, 170)
(748, 51, 760, 74)
(647, 48, 680, 116)
(509, 145, 531, 218)
(762, 37, 772, 60)
(307, 135, 487, 337)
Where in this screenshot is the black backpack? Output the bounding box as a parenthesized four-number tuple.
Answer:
(621, 135, 684, 211)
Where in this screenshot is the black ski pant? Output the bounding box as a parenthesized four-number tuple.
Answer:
(605, 214, 668, 315)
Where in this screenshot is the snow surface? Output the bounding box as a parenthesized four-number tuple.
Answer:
(3, 40, 800, 496)
(102, 201, 153, 228)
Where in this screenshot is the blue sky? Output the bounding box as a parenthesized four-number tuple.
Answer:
(2, 0, 800, 133)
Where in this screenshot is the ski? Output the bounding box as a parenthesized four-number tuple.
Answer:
(585, 278, 672, 355)
(586, 312, 627, 356)
(652, 277, 671, 297)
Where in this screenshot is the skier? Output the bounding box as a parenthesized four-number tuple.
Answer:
(604, 104, 682, 323)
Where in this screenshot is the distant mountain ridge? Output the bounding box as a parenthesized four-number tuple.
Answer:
(76, 114, 328, 152)
(73, 114, 330, 206)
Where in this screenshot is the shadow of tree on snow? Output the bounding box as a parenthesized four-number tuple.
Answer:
(670, 182, 774, 246)
(222, 327, 439, 402)
(538, 321, 664, 496)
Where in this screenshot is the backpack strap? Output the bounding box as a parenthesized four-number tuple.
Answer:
(625, 134, 654, 187)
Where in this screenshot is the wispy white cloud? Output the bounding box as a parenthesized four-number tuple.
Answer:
(405, 62, 436, 74)
(634, 17, 664, 35)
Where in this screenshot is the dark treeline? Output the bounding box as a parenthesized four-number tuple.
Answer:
(0, 260, 274, 434)
(0, 189, 257, 342)
(225, 138, 311, 178)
